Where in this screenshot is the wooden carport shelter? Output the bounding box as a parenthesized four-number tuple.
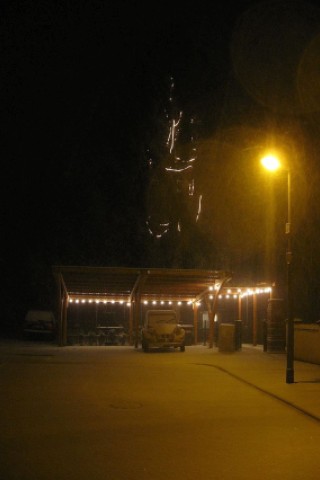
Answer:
(52, 266, 233, 347)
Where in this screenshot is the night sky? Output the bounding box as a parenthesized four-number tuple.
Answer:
(2, 0, 320, 327)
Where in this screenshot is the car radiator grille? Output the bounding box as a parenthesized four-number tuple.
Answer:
(159, 334, 173, 340)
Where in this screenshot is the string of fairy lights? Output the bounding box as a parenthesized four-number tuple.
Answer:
(68, 286, 272, 307)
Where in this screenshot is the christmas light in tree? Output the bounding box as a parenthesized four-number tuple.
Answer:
(146, 77, 202, 238)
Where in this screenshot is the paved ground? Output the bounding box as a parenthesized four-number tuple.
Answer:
(0, 340, 320, 480)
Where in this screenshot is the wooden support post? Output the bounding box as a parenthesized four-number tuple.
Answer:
(207, 277, 231, 348)
(54, 272, 68, 347)
(134, 295, 141, 348)
(193, 303, 198, 345)
(253, 293, 257, 346)
(238, 296, 242, 320)
(57, 277, 63, 347)
(129, 271, 147, 348)
(204, 295, 213, 348)
(208, 310, 215, 347)
(128, 303, 134, 346)
(61, 293, 68, 346)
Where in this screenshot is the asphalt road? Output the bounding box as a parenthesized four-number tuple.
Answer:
(1, 343, 319, 480)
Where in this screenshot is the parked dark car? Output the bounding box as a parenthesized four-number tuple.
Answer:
(23, 310, 56, 340)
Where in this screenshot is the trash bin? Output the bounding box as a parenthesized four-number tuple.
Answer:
(266, 298, 286, 353)
(218, 324, 235, 352)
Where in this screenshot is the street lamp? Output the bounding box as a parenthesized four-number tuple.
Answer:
(261, 154, 294, 384)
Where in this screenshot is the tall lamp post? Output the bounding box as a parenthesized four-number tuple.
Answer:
(261, 154, 294, 384)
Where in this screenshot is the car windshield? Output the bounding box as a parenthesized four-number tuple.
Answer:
(147, 314, 177, 327)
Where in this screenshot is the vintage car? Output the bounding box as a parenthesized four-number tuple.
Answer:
(141, 310, 185, 352)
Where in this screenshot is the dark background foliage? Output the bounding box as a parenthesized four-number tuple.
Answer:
(2, 0, 320, 334)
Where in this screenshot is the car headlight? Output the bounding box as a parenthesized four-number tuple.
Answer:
(174, 326, 184, 335)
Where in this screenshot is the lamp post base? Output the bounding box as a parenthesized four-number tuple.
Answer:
(286, 368, 294, 384)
